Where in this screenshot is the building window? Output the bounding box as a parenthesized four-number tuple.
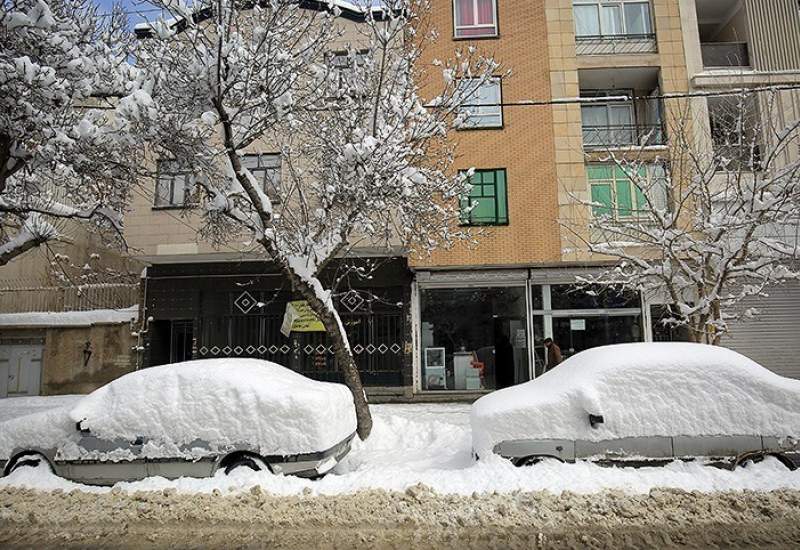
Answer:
(453, 0, 498, 38)
(154, 160, 194, 208)
(329, 50, 369, 92)
(587, 163, 666, 219)
(530, 283, 643, 374)
(456, 78, 502, 128)
(420, 286, 530, 391)
(573, 0, 653, 37)
(241, 154, 281, 198)
(460, 169, 508, 226)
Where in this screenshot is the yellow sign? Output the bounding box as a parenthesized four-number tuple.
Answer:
(280, 300, 325, 336)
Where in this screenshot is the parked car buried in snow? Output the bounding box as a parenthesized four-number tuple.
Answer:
(0, 359, 357, 485)
(471, 343, 800, 470)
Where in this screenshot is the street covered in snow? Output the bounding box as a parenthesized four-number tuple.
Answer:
(2, 400, 800, 548)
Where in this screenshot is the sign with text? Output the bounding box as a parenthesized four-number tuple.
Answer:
(280, 300, 325, 336)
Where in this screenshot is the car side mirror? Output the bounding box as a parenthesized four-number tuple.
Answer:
(589, 414, 604, 428)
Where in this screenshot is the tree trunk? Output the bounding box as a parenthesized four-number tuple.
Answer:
(285, 270, 373, 440)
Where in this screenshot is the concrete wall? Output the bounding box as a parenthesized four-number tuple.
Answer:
(3, 323, 137, 396)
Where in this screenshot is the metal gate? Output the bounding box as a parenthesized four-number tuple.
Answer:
(195, 288, 406, 386)
(0, 343, 44, 398)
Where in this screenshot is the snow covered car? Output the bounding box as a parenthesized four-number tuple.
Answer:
(471, 343, 800, 470)
(0, 359, 357, 485)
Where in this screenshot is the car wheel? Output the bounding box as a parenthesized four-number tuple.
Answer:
(7, 452, 53, 475)
(223, 454, 270, 475)
(733, 452, 796, 471)
(512, 455, 550, 467)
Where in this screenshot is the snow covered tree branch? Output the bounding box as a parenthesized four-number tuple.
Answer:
(562, 89, 800, 344)
(136, 0, 498, 438)
(0, 0, 150, 267)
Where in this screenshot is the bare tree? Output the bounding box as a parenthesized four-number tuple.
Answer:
(1, 0, 149, 266)
(563, 89, 800, 344)
(136, 0, 497, 438)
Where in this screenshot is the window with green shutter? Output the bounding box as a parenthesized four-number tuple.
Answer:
(459, 169, 509, 226)
(587, 163, 659, 220)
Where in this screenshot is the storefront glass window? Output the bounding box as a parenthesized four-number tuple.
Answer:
(530, 283, 643, 368)
(420, 287, 530, 391)
(549, 284, 639, 310)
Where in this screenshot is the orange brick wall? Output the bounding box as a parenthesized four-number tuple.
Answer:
(411, 0, 562, 269)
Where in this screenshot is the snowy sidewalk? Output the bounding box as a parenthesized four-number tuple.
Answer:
(1, 400, 799, 495)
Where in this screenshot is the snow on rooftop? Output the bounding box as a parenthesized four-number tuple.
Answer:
(471, 342, 800, 456)
(133, 1, 385, 32)
(0, 306, 139, 328)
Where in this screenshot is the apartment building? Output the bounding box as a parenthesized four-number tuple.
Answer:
(125, 0, 800, 400)
(681, 0, 800, 378)
(126, 2, 417, 397)
(411, 0, 690, 395)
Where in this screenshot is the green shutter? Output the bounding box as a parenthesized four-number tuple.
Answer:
(495, 170, 508, 224)
(459, 169, 508, 225)
(615, 178, 633, 217)
(587, 164, 613, 181)
(591, 183, 613, 217)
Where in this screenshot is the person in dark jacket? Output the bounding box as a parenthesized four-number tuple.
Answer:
(544, 338, 563, 370)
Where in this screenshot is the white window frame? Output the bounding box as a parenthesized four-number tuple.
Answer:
(573, 0, 653, 38)
(455, 77, 503, 129)
(241, 153, 281, 200)
(154, 160, 194, 208)
(580, 89, 636, 146)
(453, 0, 498, 38)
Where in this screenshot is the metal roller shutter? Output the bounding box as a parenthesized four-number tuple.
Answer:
(722, 282, 800, 379)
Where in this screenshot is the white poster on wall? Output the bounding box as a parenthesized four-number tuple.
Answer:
(570, 319, 586, 331)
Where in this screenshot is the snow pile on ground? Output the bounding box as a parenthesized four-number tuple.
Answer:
(69, 359, 357, 456)
(471, 343, 800, 457)
(2, 403, 799, 496)
(0, 306, 138, 327)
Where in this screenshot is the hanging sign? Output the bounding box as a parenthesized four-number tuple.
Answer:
(280, 300, 326, 336)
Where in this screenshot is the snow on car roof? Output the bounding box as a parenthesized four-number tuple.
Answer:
(66, 358, 357, 457)
(471, 343, 800, 456)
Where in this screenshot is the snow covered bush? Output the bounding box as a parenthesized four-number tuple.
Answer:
(562, 90, 800, 343)
(0, 0, 151, 266)
(134, 0, 499, 438)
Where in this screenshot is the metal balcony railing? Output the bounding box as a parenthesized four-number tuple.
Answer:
(701, 42, 751, 68)
(0, 282, 139, 313)
(575, 33, 658, 56)
(582, 124, 666, 148)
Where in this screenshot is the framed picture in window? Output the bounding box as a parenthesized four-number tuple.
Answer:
(424, 347, 446, 369)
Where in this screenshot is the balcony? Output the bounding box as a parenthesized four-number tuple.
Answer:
(582, 124, 665, 148)
(701, 42, 751, 69)
(578, 68, 665, 150)
(576, 33, 657, 56)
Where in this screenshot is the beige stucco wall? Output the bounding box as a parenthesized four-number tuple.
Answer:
(125, 12, 379, 264)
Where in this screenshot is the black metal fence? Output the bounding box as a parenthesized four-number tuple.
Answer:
(575, 33, 658, 56)
(701, 42, 750, 68)
(582, 124, 665, 148)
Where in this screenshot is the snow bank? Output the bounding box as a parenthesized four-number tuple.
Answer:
(0, 306, 138, 328)
(471, 343, 800, 457)
(68, 359, 357, 457)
